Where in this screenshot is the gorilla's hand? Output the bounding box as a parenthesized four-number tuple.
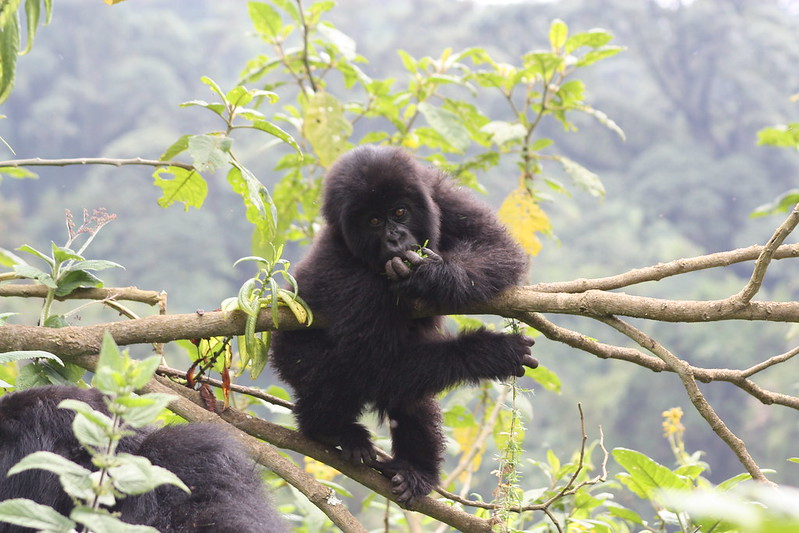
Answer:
(384, 247, 442, 282)
(508, 334, 538, 377)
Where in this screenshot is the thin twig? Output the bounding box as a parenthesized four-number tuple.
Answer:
(0, 157, 194, 170)
(733, 203, 799, 304)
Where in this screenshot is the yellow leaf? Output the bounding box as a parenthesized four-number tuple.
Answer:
(304, 457, 341, 481)
(453, 426, 482, 480)
(497, 186, 551, 256)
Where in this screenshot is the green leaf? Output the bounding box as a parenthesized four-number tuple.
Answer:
(579, 105, 626, 141)
(480, 121, 527, 146)
(72, 411, 113, 448)
(751, 189, 799, 218)
(576, 46, 624, 67)
(716, 472, 753, 491)
(54, 269, 103, 297)
(302, 92, 352, 167)
(179, 99, 226, 116)
(227, 164, 277, 243)
(554, 155, 605, 198)
(418, 102, 470, 152)
(43, 314, 68, 328)
(549, 19, 568, 50)
(199, 75, 225, 100)
(605, 502, 645, 525)
(152, 166, 207, 211)
(13, 264, 57, 288)
(248, 1, 283, 40)
(757, 123, 799, 148)
(0, 350, 63, 365)
(66, 259, 124, 272)
(115, 392, 175, 428)
(109, 453, 190, 495)
(0, 498, 75, 531)
(96, 331, 125, 377)
(159, 134, 191, 161)
(187, 135, 232, 173)
(58, 399, 115, 439)
(0, 312, 18, 326)
(252, 120, 301, 153)
(16, 360, 80, 388)
(9, 451, 96, 501)
(0, 166, 37, 179)
(527, 364, 560, 392)
(0, 246, 26, 267)
(265, 384, 291, 402)
(443, 405, 476, 428)
(16, 244, 54, 266)
(0, 10, 20, 105)
(565, 30, 614, 53)
(318, 22, 356, 60)
(50, 243, 83, 264)
(71, 507, 160, 533)
(125, 355, 161, 391)
(613, 447, 692, 501)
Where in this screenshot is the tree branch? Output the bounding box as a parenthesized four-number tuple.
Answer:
(0, 284, 164, 305)
(0, 157, 194, 171)
(600, 315, 774, 484)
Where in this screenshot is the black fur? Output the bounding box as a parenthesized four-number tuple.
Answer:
(271, 145, 536, 504)
(0, 386, 286, 533)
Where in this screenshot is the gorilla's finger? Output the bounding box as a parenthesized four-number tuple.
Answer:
(419, 247, 442, 262)
(522, 336, 535, 347)
(385, 257, 411, 280)
(402, 249, 424, 267)
(522, 354, 539, 369)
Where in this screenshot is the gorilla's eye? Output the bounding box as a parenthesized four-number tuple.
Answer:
(392, 207, 407, 219)
(368, 216, 382, 227)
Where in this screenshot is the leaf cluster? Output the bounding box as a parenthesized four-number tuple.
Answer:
(220, 251, 312, 379)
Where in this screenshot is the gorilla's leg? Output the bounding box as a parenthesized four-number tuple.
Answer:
(381, 397, 445, 505)
(293, 396, 377, 464)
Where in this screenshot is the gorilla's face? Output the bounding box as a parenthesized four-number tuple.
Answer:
(364, 204, 416, 264)
(322, 145, 441, 271)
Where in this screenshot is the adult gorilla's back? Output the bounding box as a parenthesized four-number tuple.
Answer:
(0, 386, 286, 533)
(271, 145, 537, 504)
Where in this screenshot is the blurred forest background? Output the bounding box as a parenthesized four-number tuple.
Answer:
(2, 0, 799, 497)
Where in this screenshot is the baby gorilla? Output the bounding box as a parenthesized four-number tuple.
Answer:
(271, 145, 537, 505)
(0, 386, 286, 533)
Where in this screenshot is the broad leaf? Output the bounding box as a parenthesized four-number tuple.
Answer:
(187, 134, 232, 173)
(152, 166, 207, 210)
(0, 350, 62, 364)
(418, 102, 470, 152)
(0, 498, 75, 531)
(613, 447, 693, 501)
(497, 187, 551, 256)
(109, 453, 189, 495)
(302, 92, 352, 167)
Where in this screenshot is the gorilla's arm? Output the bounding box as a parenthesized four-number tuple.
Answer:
(386, 176, 528, 308)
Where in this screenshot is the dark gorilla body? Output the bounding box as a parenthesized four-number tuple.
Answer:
(0, 386, 286, 533)
(271, 145, 537, 504)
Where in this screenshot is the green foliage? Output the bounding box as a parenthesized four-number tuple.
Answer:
(0, 208, 122, 326)
(237, 6, 623, 252)
(0, 0, 54, 104)
(0, 333, 184, 533)
(220, 250, 312, 379)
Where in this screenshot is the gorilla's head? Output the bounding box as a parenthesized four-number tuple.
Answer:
(322, 146, 442, 270)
